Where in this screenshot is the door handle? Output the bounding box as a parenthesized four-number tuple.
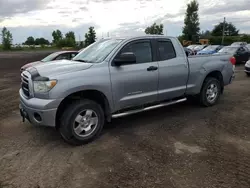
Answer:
(147, 66, 158, 71)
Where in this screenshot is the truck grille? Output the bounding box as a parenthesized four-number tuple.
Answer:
(21, 72, 30, 97)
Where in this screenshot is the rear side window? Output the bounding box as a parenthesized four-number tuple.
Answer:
(157, 41, 176, 61)
(121, 41, 152, 64)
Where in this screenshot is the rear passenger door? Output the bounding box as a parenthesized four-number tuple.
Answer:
(156, 39, 189, 101)
(109, 39, 159, 110)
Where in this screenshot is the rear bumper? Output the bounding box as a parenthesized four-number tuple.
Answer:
(19, 89, 62, 127)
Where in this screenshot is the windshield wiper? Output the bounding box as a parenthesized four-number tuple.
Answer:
(73, 59, 95, 63)
(73, 59, 88, 62)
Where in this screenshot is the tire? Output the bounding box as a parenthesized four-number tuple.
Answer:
(246, 73, 250, 77)
(59, 99, 105, 145)
(199, 77, 221, 107)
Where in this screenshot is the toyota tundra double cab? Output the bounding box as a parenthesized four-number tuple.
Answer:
(19, 35, 235, 145)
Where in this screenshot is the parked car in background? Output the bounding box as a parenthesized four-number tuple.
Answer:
(193, 45, 208, 54)
(184, 47, 195, 56)
(215, 46, 250, 64)
(186, 45, 198, 52)
(245, 59, 250, 76)
(231, 42, 247, 47)
(78, 48, 85, 52)
(20, 51, 79, 72)
(246, 44, 250, 50)
(197, 45, 223, 55)
(19, 35, 235, 145)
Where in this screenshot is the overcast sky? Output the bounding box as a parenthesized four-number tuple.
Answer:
(0, 0, 249, 43)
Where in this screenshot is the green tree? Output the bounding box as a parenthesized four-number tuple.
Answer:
(34, 38, 50, 45)
(182, 0, 200, 42)
(200, 30, 211, 38)
(84, 27, 96, 47)
(145, 23, 164, 35)
(65, 31, 76, 47)
(211, 22, 239, 36)
(65, 31, 76, 41)
(52, 29, 63, 44)
(241, 34, 250, 43)
(24, 36, 35, 45)
(1, 27, 13, 50)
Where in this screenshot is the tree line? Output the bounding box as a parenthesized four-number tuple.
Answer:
(1, 0, 249, 50)
(144, 0, 245, 45)
(0, 26, 97, 50)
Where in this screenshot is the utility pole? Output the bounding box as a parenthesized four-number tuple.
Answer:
(222, 17, 226, 45)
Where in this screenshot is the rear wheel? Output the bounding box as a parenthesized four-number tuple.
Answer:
(246, 73, 250, 77)
(59, 99, 104, 145)
(199, 77, 221, 107)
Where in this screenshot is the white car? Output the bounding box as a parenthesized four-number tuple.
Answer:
(231, 42, 247, 47)
(245, 59, 250, 76)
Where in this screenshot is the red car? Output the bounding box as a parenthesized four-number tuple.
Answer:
(20, 51, 79, 72)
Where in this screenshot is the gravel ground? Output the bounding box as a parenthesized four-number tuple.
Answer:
(0, 52, 250, 188)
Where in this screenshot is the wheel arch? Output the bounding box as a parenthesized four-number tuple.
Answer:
(201, 70, 224, 93)
(55, 89, 111, 129)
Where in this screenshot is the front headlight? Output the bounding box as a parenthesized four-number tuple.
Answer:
(33, 80, 57, 93)
(246, 60, 250, 66)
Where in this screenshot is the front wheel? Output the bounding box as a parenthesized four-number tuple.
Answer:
(246, 73, 250, 77)
(199, 77, 221, 107)
(59, 99, 104, 145)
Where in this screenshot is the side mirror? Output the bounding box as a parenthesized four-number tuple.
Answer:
(113, 52, 136, 66)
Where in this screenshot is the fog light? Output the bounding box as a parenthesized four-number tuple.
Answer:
(34, 113, 42, 122)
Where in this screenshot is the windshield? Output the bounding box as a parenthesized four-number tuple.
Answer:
(231, 42, 245, 46)
(218, 46, 238, 53)
(202, 45, 219, 51)
(73, 39, 124, 63)
(41, 52, 60, 62)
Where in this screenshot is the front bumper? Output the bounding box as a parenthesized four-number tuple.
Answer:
(19, 89, 62, 127)
(245, 66, 250, 73)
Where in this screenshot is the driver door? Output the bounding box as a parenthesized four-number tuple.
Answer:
(109, 39, 159, 111)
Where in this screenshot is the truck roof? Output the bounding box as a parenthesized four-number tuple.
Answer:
(102, 35, 176, 40)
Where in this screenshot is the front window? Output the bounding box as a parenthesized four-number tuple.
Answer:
(218, 47, 238, 53)
(41, 52, 60, 62)
(120, 41, 152, 64)
(73, 39, 124, 63)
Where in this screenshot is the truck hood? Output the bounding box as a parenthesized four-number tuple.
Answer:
(21, 61, 42, 70)
(27, 60, 93, 77)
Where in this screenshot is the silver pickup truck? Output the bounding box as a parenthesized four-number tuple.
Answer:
(19, 35, 235, 145)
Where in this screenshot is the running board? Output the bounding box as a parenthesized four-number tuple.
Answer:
(112, 98, 187, 118)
